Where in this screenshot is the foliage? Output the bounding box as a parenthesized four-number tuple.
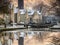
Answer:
(0, 18, 5, 25)
(0, 0, 10, 14)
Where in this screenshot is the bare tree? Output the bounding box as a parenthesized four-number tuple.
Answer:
(0, 0, 11, 28)
(51, 36, 60, 45)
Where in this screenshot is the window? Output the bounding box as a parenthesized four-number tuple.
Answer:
(28, 9, 34, 15)
(19, 9, 26, 14)
(37, 10, 41, 15)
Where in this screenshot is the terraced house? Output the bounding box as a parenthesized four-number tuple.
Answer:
(0, 0, 60, 26)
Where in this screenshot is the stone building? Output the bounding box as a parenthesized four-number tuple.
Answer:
(0, 0, 59, 24)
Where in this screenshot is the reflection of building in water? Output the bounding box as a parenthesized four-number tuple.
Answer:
(1, 32, 60, 45)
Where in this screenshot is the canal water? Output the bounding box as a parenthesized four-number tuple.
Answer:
(0, 31, 60, 45)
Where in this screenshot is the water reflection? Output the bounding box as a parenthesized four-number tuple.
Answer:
(0, 32, 60, 45)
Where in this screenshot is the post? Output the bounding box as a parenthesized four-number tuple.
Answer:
(18, 32, 25, 45)
(18, 37, 24, 45)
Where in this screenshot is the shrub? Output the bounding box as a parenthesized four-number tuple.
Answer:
(0, 18, 5, 25)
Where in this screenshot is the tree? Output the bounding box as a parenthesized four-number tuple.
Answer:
(0, 0, 11, 28)
(51, 36, 60, 45)
(0, 0, 11, 14)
